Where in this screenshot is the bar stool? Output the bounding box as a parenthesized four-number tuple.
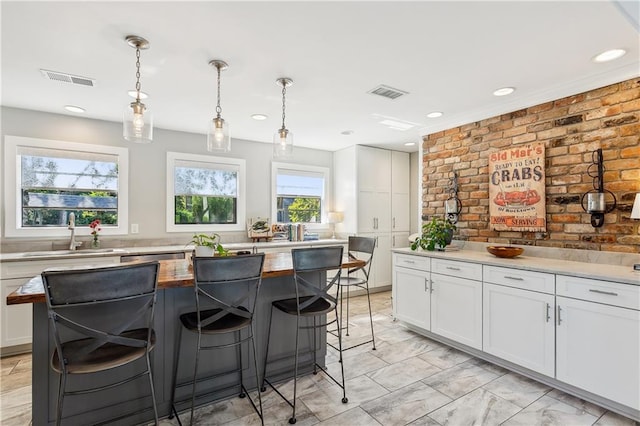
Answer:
(261, 246, 347, 424)
(330, 236, 376, 353)
(169, 254, 265, 425)
(42, 262, 160, 426)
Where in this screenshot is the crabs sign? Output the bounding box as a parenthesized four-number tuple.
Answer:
(489, 142, 547, 232)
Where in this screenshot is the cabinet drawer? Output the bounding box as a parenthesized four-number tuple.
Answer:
(557, 275, 639, 310)
(394, 254, 429, 271)
(431, 258, 481, 281)
(1, 257, 121, 279)
(483, 265, 555, 294)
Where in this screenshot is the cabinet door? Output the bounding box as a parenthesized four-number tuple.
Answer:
(357, 146, 391, 192)
(372, 233, 391, 288)
(483, 283, 555, 376)
(431, 273, 482, 349)
(391, 151, 410, 194)
(392, 232, 410, 249)
(393, 266, 430, 330)
(391, 192, 410, 232)
(556, 296, 640, 410)
(1, 278, 33, 347)
(358, 191, 391, 233)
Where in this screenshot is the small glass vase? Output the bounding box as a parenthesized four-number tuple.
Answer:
(91, 239, 100, 249)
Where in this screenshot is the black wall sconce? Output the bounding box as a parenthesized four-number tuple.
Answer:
(445, 171, 462, 223)
(581, 148, 617, 227)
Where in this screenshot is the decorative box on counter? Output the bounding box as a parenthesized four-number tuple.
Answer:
(247, 217, 273, 242)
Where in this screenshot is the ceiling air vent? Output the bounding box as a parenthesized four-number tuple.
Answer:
(40, 69, 95, 87)
(368, 84, 408, 100)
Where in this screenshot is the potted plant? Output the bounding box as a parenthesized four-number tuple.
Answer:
(189, 233, 228, 257)
(410, 217, 456, 251)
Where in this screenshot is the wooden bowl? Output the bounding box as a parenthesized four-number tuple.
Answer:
(486, 246, 524, 258)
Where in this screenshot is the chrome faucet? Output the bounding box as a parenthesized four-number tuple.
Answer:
(68, 213, 82, 250)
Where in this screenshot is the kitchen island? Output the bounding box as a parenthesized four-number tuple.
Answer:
(8, 251, 364, 425)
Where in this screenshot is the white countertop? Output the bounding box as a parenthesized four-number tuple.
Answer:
(0, 239, 347, 263)
(393, 247, 640, 286)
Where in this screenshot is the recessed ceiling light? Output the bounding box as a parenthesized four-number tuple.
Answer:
(593, 49, 626, 63)
(493, 87, 515, 97)
(251, 113, 268, 120)
(404, 142, 416, 146)
(64, 105, 85, 113)
(128, 90, 148, 99)
(341, 130, 354, 135)
(427, 111, 443, 118)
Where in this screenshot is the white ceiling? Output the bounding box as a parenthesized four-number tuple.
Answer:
(1, 1, 639, 153)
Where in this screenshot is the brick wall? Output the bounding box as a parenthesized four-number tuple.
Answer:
(421, 78, 640, 253)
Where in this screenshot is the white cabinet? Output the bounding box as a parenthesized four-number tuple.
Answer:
(556, 276, 640, 411)
(482, 265, 556, 376)
(483, 283, 555, 376)
(392, 232, 410, 249)
(391, 151, 410, 233)
(393, 255, 430, 330)
(393, 255, 481, 349)
(430, 259, 482, 350)
(369, 233, 391, 288)
(1, 278, 33, 348)
(334, 145, 410, 288)
(392, 250, 640, 418)
(1, 256, 121, 351)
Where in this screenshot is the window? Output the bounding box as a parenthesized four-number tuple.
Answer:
(4, 136, 129, 237)
(167, 152, 245, 232)
(272, 162, 330, 226)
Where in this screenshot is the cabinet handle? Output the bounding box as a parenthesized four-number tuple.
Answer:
(546, 303, 551, 322)
(588, 289, 618, 296)
(393, 235, 396, 246)
(503, 275, 524, 281)
(424, 278, 429, 292)
(557, 305, 562, 325)
(403, 260, 415, 264)
(430, 280, 434, 293)
(446, 266, 461, 271)
(393, 217, 396, 229)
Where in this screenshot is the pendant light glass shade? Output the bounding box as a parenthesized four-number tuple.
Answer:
(123, 100, 153, 143)
(207, 60, 231, 152)
(273, 78, 294, 158)
(273, 128, 293, 157)
(123, 35, 153, 144)
(207, 117, 230, 151)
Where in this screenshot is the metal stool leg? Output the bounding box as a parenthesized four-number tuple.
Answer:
(249, 324, 264, 425)
(260, 305, 275, 392)
(169, 324, 184, 419)
(335, 305, 348, 404)
(145, 351, 159, 424)
(189, 331, 202, 426)
(366, 285, 376, 350)
(56, 371, 66, 426)
(289, 313, 300, 424)
(237, 330, 246, 398)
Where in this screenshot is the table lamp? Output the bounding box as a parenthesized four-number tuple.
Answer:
(327, 212, 344, 239)
(631, 194, 640, 271)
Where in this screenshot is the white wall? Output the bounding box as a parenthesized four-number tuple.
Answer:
(0, 106, 334, 246)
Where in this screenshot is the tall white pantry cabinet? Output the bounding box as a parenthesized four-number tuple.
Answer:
(334, 145, 410, 288)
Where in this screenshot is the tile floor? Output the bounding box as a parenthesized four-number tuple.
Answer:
(1, 291, 638, 425)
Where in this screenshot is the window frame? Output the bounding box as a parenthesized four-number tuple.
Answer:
(271, 162, 330, 230)
(3, 135, 129, 237)
(166, 151, 246, 233)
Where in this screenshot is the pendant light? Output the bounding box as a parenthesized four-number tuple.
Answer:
(273, 77, 294, 158)
(123, 35, 153, 143)
(207, 60, 231, 152)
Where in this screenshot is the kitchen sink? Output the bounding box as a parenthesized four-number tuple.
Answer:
(19, 248, 127, 257)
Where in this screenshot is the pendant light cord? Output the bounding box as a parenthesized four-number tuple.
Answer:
(281, 83, 287, 130)
(216, 64, 222, 119)
(134, 46, 142, 102)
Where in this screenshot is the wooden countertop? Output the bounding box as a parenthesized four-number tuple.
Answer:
(7, 252, 365, 305)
